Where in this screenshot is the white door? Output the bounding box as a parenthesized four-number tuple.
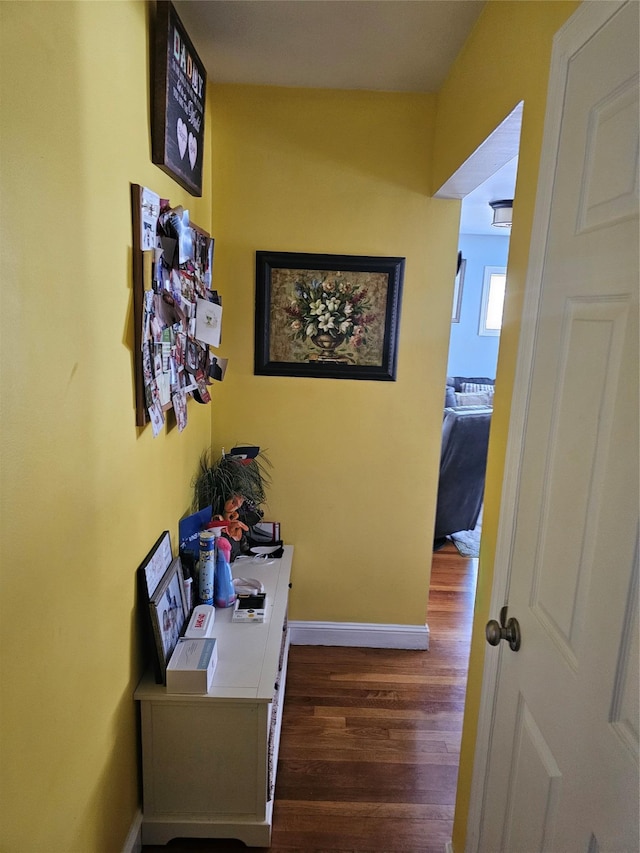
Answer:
(471, 2, 639, 851)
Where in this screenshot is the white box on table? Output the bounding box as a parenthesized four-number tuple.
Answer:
(166, 637, 217, 694)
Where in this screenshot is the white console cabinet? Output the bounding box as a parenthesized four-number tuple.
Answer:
(135, 545, 293, 847)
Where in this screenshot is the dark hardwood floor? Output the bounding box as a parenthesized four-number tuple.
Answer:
(142, 542, 477, 853)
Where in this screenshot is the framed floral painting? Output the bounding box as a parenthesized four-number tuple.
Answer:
(255, 251, 405, 380)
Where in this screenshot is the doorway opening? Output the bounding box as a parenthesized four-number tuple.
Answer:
(431, 102, 522, 562)
(425, 103, 524, 847)
(434, 158, 516, 557)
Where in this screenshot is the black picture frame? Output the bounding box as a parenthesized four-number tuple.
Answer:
(137, 531, 174, 683)
(137, 530, 173, 599)
(255, 251, 405, 381)
(452, 257, 466, 323)
(149, 557, 188, 684)
(152, 1, 206, 196)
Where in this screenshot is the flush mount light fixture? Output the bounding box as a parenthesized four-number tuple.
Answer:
(489, 199, 513, 228)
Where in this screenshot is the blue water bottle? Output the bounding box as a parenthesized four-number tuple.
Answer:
(198, 530, 217, 606)
(214, 536, 236, 608)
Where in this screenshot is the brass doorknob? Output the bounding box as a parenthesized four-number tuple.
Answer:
(486, 605, 521, 652)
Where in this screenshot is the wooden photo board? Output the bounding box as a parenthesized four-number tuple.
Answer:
(131, 184, 220, 432)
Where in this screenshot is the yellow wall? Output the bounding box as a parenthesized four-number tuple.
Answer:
(431, 2, 580, 850)
(0, 1, 581, 850)
(0, 2, 213, 850)
(1, 8, 458, 848)
(209, 85, 460, 625)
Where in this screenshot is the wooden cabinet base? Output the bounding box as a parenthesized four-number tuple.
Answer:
(140, 815, 273, 847)
(135, 547, 293, 848)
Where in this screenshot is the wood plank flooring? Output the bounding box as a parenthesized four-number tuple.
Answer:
(141, 542, 477, 853)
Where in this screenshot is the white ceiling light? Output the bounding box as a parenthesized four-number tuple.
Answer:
(489, 199, 513, 228)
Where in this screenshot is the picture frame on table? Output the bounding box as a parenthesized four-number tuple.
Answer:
(255, 251, 405, 381)
(149, 556, 188, 684)
(138, 530, 173, 600)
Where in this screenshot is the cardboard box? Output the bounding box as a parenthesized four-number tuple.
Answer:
(166, 637, 217, 693)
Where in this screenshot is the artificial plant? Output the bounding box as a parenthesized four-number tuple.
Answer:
(192, 448, 272, 546)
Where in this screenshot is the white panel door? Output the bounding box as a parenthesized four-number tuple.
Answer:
(475, 2, 639, 851)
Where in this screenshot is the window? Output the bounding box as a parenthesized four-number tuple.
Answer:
(479, 266, 506, 336)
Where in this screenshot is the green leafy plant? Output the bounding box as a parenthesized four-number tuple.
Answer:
(192, 448, 271, 517)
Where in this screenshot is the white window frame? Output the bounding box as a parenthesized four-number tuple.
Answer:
(479, 266, 507, 337)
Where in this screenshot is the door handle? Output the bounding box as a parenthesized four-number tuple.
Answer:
(486, 605, 521, 652)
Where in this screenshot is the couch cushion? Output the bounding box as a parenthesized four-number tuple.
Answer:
(449, 375, 495, 392)
(462, 382, 494, 394)
(455, 390, 493, 407)
(445, 385, 457, 408)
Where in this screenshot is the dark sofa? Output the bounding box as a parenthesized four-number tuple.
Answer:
(445, 375, 495, 409)
(434, 376, 495, 546)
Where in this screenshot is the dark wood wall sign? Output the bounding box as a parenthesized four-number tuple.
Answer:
(152, 1, 207, 197)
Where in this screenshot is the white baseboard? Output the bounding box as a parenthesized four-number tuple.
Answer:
(122, 809, 142, 853)
(445, 842, 454, 853)
(289, 620, 429, 650)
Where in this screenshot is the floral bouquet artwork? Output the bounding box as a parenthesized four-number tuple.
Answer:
(269, 268, 391, 366)
(284, 271, 379, 361)
(255, 252, 404, 381)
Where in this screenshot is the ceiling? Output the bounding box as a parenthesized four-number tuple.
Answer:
(173, 0, 486, 92)
(173, 0, 515, 235)
(459, 157, 518, 236)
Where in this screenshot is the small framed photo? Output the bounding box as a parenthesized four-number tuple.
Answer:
(138, 530, 173, 599)
(255, 251, 405, 381)
(149, 557, 188, 683)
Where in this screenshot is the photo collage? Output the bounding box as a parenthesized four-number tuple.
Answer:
(136, 185, 227, 435)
